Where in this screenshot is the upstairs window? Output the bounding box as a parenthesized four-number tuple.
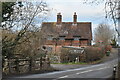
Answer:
(74, 37, 79, 40)
(73, 36, 81, 40)
(59, 36, 65, 40)
(60, 37, 65, 40)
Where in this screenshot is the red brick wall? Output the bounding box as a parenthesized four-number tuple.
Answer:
(45, 40, 90, 53)
(72, 40, 80, 46)
(45, 40, 89, 46)
(80, 40, 88, 46)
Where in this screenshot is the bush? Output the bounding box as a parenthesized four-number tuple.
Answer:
(84, 46, 105, 62)
(105, 45, 112, 52)
(60, 48, 82, 63)
(59, 45, 108, 63)
(48, 53, 60, 63)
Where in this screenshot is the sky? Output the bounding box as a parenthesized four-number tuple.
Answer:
(45, 0, 113, 29)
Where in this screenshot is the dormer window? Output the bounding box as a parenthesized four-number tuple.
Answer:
(59, 36, 65, 40)
(73, 35, 81, 40)
(60, 37, 64, 40)
(74, 37, 79, 40)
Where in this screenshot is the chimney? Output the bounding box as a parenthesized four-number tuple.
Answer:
(57, 13, 62, 23)
(73, 12, 77, 23)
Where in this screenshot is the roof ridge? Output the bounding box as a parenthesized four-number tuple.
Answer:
(42, 22, 91, 24)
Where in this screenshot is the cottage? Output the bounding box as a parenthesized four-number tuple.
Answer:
(41, 12, 92, 52)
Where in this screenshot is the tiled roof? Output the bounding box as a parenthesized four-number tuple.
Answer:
(41, 22, 92, 40)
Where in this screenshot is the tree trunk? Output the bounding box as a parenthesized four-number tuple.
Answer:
(15, 58, 19, 73)
(29, 58, 32, 72)
(118, 48, 120, 80)
(8, 59, 11, 74)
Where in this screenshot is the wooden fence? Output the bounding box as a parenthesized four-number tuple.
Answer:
(3, 56, 50, 74)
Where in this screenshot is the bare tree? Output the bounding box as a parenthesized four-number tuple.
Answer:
(83, 0, 120, 79)
(83, 0, 120, 36)
(94, 23, 114, 45)
(2, 1, 49, 59)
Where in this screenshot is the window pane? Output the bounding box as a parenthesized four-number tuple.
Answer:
(60, 37, 64, 40)
(47, 37, 52, 40)
(74, 38, 79, 40)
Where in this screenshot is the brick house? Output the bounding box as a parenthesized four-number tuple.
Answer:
(41, 12, 92, 52)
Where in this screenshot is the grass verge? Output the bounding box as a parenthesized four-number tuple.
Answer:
(52, 60, 102, 65)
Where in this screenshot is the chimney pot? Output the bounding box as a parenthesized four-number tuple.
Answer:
(57, 12, 62, 23)
(58, 12, 61, 15)
(74, 12, 76, 15)
(73, 12, 77, 23)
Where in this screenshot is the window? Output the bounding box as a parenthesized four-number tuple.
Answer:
(73, 36, 81, 41)
(47, 35, 53, 40)
(59, 36, 65, 40)
(60, 37, 65, 40)
(47, 37, 52, 40)
(74, 38, 79, 40)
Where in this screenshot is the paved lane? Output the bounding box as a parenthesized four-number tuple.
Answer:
(9, 58, 117, 80)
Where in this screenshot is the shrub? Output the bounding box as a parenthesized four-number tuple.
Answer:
(105, 45, 112, 52)
(48, 53, 60, 63)
(84, 46, 105, 62)
(60, 48, 81, 63)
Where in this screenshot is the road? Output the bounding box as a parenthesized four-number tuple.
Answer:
(3, 58, 118, 80)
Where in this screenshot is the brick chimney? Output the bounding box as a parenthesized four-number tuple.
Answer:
(73, 12, 77, 23)
(57, 13, 62, 23)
